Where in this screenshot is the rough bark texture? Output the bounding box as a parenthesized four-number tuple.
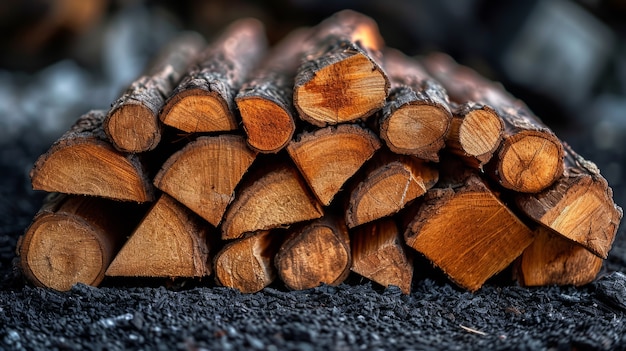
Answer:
(160, 18, 267, 133)
(30, 110, 155, 202)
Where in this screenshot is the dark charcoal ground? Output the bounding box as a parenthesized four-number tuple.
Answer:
(1, 128, 626, 351)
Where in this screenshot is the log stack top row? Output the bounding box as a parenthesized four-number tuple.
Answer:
(19, 10, 622, 294)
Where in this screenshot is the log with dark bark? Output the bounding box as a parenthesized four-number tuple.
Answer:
(18, 194, 145, 291)
(160, 18, 267, 133)
(423, 53, 564, 193)
(275, 216, 351, 290)
(379, 48, 452, 161)
(293, 10, 390, 127)
(30, 110, 155, 202)
(515, 143, 623, 259)
(106, 194, 212, 278)
(104, 32, 205, 153)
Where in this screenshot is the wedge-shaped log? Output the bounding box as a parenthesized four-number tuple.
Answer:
(221, 163, 324, 240)
(423, 53, 564, 193)
(106, 194, 212, 278)
(351, 219, 413, 294)
(236, 28, 311, 153)
(515, 143, 622, 259)
(404, 173, 534, 291)
(345, 152, 438, 228)
(379, 48, 452, 161)
(214, 230, 283, 293)
(275, 216, 351, 290)
(153, 134, 257, 226)
(446, 102, 504, 169)
(293, 10, 390, 126)
(160, 18, 267, 133)
(104, 32, 205, 153)
(18, 194, 144, 291)
(515, 226, 603, 287)
(287, 124, 381, 206)
(30, 110, 155, 202)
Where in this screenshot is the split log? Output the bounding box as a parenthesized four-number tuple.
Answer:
(293, 10, 390, 127)
(350, 219, 413, 294)
(18, 194, 144, 291)
(446, 102, 504, 169)
(379, 48, 452, 161)
(345, 152, 438, 228)
(515, 226, 603, 287)
(153, 134, 257, 226)
(160, 18, 267, 133)
(404, 172, 534, 291)
(213, 230, 283, 293)
(103, 32, 205, 153)
(106, 194, 212, 278)
(275, 216, 351, 290)
(221, 162, 324, 240)
(236, 27, 311, 153)
(515, 143, 623, 259)
(423, 53, 564, 193)
(287, 123, 381, 206)
(30, 110, 155, 202)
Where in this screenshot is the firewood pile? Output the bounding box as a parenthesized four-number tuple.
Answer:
(17, 10, 622, 293)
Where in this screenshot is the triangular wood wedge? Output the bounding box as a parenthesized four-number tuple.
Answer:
(106, 194, 212, 278)
(153, 134, 257, 226)
(30, 110, 155, 202)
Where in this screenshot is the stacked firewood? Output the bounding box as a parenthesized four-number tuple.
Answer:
(17, 11, 622, 293)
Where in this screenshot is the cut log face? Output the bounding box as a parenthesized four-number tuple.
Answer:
(30, 110, 155, 202)
(153, 134, 257, 226)
(106, 194, 211, 278)
(104, 32, 205, 153)
(214, 230, 282, 293)
(293, 10, 389, 126)
(404, 174, 534, 291)
(345, 153, 438, 228)
(18, 194, 144, 291)
(221, 163, 324, 240)
(516, 226, 603, 287)
(160, 18, 267, 133)
(515, 143, 623, 259)
(275, 216, 351, 290)
(350, 219, 413, 294)
(287, 124, 381, 206)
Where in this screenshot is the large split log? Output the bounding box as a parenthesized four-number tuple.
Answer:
(378, 48, 452, 161)
(423, 53, 564, 193)
(153, 134, 257, 226)
(221, 162, 324, 240)
(30, 110, 155, 202)
(103, 32, 205, 153)
(345, 151, 438, 228)
(236, 27, 311, 153)
(403, 172, 534, 291)
(287, 123, 381, 206)
(275, 216, 351, 290)
(515, 143, 623, 259)
(350, 219, 413, 294)
(105, 194, 212, 278)
(160, 18, 267, 133)
(213, 230, 283, 293)
(293, 10, 390, 127)
(18, 194, 145, 291)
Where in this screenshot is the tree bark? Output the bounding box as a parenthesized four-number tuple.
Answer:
(30, 110, 155, 202)
(18, 193, 145, 291)
(160, 18, 267, 133)
(106, 194, 212, 278)
(293, 10, 389, 127)
(104, 32, 205, 153)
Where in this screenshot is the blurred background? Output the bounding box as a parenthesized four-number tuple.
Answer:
(1, 0, 625, 237)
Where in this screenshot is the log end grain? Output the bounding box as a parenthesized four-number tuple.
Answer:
(237, 96, 295, 153)
(160, 88, 237, 133)
(105, 103, 161, 153)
